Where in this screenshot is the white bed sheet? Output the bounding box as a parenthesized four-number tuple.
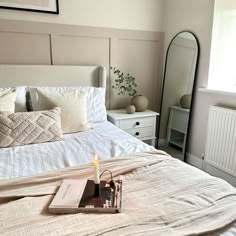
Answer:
(0, 121, 154, 179)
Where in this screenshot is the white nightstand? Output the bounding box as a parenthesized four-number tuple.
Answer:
(167, 106, 190, 154)
(107, 109, 159, 147)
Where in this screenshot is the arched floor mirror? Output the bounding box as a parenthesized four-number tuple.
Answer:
(158, 31, 199, 161)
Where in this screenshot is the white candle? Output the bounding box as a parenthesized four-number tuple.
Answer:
(93, 154, 100, 184)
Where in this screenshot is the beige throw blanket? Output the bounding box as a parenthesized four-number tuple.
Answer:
(0, 150, 236, 236)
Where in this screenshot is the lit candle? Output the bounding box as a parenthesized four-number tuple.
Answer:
(93, 154, 100, 184)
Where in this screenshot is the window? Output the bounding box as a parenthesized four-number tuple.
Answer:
(208, 0, 236, 93)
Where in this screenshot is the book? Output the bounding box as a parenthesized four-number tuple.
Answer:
(48, 179, 122, 214)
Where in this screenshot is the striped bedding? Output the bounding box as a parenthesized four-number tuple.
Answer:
(0, 151, 236, 236)
(0, 122, 154, 179)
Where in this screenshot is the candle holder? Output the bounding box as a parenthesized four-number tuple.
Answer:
(94, 183, 101, 197)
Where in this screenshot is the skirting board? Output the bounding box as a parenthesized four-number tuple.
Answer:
(186, 153, 236, 188)
(185, 153, 203, 170)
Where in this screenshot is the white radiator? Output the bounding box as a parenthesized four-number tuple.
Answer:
(205, 106, 236, 177)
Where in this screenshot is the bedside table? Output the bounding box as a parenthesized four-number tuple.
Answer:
(107, 109, 159, 147)
(166, 106, 190, 154)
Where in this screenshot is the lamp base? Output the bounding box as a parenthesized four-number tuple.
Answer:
(94, 183, 101, 197)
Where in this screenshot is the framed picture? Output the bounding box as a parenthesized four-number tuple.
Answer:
(0, 0, 59, 14)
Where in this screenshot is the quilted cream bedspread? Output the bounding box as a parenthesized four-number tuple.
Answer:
(0, 150, 236, 236)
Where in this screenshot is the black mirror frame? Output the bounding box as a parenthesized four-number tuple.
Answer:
(157, 31, 200, 162)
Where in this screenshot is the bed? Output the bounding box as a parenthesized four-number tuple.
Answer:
(0, 65, 236, 236)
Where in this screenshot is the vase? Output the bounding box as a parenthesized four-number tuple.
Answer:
(180, 94, 192, 109)
(130, 95, 148, 112)
(126, 105, 136, 114)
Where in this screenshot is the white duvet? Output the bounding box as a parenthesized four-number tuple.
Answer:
(0, 122, 154, 179)
(0, 151, 236, 236)
(0, 122, 236, 235)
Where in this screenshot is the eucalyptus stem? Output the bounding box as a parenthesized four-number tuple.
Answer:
(111, 66, 137, 96)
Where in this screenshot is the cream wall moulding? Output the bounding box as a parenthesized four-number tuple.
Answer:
(0, 0, 59, 14)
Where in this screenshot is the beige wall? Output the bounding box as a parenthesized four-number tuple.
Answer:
(163, 0, 215, 158)
(0, 0, 164, 31)
(163, 0, 236, 160)
(163, 0, 215, 87)
(1, 0, 235, 160)
(0, 1, 165, 111)
(0, 19, 164, 111)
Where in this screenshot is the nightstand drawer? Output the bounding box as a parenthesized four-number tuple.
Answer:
(107, 109, 159, 147)
(126, 127, 153, 139)
(119, 117, 153, 130)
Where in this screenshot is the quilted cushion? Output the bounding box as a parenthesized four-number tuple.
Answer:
(0, 107, 63, 148)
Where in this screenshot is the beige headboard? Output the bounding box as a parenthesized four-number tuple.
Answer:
(0, 65, 106, 88)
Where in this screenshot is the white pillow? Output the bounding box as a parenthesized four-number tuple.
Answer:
(0, 87, 27, 112)
(32, 88, 91, 134)
(15, 86, 27, 112)
(28, 86, 107, 123)
(0, 88, 16, 112)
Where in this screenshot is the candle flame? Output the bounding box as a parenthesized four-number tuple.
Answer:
(93, 153, 100, 184)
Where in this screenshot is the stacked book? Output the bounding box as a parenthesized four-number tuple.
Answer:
(49, 179, 122, 214)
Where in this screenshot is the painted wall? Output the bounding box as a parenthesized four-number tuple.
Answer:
(0, 0, 164, 31)
(163, 0, 215, 87)
(162, 0, 215, 158)
(163, 0, 236, 166)
(0, 19, 163, 111)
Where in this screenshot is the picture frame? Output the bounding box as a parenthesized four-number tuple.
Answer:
(0, 0, 59, 14)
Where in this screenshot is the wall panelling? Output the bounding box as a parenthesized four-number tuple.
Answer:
(0, 19, 164, 110)
(0, 31, 51, 64)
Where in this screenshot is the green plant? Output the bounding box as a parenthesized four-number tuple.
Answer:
(111, 67, 137, 96)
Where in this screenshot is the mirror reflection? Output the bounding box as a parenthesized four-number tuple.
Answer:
(158, 32, 199, 161)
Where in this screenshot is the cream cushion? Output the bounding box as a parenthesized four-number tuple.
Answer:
(28, 86, 107, 123)
(0, 88, 16, 112)
(33, 88, 90, 133)
(0, 107, 63, 148)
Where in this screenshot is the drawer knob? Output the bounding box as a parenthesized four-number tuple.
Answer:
(135, 132, 140, 136)
(136, 122, 140, 126)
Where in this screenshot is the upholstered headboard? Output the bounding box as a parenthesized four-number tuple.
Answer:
(0, 65, 106, 88)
